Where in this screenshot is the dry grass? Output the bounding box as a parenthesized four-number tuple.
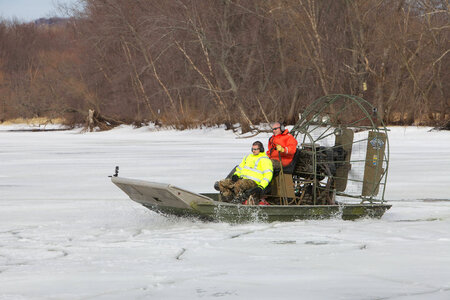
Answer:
(388, 112, 449, 125)
(1, 117, 65, 125)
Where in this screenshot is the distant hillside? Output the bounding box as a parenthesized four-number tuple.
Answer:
(33, 17, 69, 26)
(0, 1, 447, 128)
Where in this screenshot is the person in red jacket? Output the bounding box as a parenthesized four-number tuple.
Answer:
(267, 122, 298, 170)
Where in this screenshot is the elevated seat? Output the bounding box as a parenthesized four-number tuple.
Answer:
(281, 148, 301, 174)
(268, 149, 301, 200)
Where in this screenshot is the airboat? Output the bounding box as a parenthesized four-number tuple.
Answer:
(112, 94, 391, 222)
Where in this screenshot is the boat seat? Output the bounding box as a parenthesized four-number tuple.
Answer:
(225, 166, 238, 179)
(276, 148, 301, 175)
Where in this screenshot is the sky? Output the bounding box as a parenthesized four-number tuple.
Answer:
(0, 0, 78, 22)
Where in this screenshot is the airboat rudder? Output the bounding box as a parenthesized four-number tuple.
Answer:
(287, 94, 390, 206)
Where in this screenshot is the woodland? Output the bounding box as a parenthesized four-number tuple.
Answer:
(0, 0, 448, 130)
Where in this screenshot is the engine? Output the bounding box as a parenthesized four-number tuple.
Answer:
(293, 144, 346, 180)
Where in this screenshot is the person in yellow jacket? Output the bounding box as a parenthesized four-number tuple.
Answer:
(215, 141, 273, 203)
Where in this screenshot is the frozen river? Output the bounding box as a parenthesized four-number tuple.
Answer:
(1, 125, 449, 299)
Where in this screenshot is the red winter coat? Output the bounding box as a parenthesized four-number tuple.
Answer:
(267, 130, 298, 166)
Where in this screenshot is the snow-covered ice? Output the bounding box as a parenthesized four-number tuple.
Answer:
(1, 125, 449, 299)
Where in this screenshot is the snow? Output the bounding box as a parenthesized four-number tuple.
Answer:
(1, 125, 449, 299)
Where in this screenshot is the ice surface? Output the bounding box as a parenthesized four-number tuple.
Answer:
(1, 125, 449, 299)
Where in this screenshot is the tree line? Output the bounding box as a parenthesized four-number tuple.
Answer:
(0, 0, 448, 129)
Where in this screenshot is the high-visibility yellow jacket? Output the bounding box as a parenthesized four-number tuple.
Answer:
(234, 152, 273, 189)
